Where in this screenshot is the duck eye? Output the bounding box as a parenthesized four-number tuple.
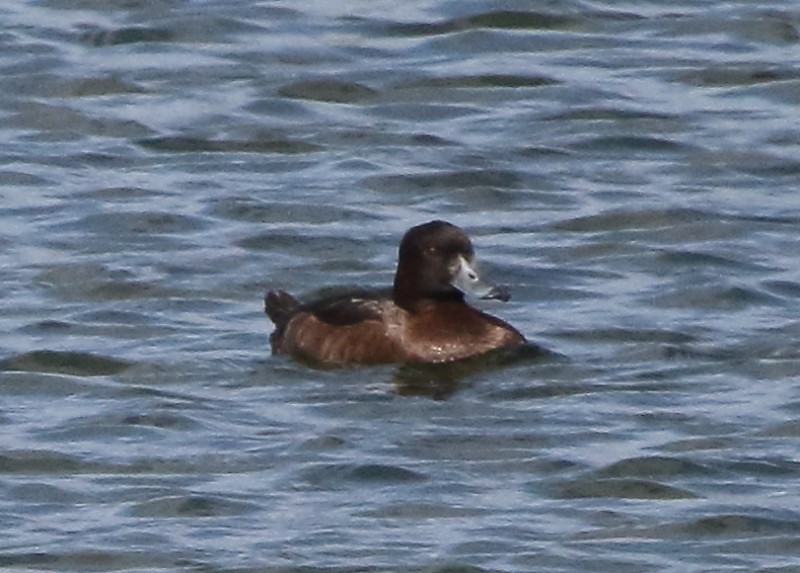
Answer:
(425, 246, 437, 255)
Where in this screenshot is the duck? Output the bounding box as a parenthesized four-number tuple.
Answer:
(264, 220, 526, 366)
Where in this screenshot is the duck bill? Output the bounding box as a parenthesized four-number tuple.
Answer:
(451, 256, 511, 302)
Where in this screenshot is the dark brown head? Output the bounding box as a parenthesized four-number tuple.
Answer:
(392, 220, 510, 309)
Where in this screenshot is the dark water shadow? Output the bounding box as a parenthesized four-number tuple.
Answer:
(270, 341, 561, 400)
(393, 343, 561, 400)
(0, 350, 132, 377)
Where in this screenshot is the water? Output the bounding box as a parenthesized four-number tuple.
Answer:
(2, 0, 800, 570)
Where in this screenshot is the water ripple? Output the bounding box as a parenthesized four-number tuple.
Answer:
(2, 0, 800, 571)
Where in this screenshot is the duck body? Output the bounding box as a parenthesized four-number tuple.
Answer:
(265, 220, 526, 366)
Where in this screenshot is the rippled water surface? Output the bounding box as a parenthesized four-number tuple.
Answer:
(2, 0, 800, 571)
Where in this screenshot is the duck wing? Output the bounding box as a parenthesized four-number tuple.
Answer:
(303, 288, 391, 326)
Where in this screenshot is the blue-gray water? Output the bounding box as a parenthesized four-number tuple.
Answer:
(2, 0, 800, 571)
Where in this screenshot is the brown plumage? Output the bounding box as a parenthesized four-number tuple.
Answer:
(265, 220, 526, 366)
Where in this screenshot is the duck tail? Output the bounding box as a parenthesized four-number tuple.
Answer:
(264, 290, 300, 328)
